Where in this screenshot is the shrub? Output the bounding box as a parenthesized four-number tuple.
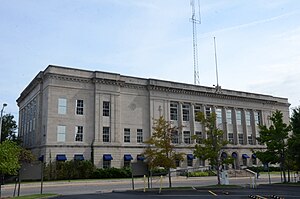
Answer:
(92, 167, 131, 179)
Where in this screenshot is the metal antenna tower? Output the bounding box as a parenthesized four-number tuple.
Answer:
(190, 0, 201, 85)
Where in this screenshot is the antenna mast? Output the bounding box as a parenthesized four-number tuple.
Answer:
(214, 37, 219, 87)
(190, 0, 201, 85)
(213, 36, 222, 93)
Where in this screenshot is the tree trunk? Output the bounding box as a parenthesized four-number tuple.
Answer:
(168, 168, 172, 188)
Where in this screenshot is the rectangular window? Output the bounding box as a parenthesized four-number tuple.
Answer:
(187, 159, 193, 167)
(248, 135, 253, 145)
(58, 98, 67, 114)
(75, 126, 83, 142)
(103, 101, 110, 116)
(76, 100, 84, 115)
(182, 104, 190, 121)
(124, 160, 131, 168)
(137, 129, 143, 143)
(228, 133, 234, 144)
(57, 125, 66, 142)
(194, 105, 201, 122)
(183, 131, 191, 144)
(216, 108, 222, 126)
(175, 159, 180, 167)
(226, 109, 232, 124)
(205, 107, 212, 118)
(103, 160, 111, 169)
(246, 111, 251, 126)
(124, 128, 130, 143)
(170, 102, 178, 121)
(254, 111, 261, 125)
(103, 127, 110, 142)
(195, 131, 202, 144)
(171, 131, 179, 144)
(236, 110, 242, 125)
(238, 133, 244, 145)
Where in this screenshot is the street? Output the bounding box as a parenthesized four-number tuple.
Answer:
(1, 174, 283, 198)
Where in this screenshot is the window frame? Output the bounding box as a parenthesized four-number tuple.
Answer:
(137, 129, 143, 143)
(103, 101, 110, 117)
(58, 98, 67, 114)
(75, 126, 83, 142)
(182, 104, 190, 121)
(103, 127, 110, 142)
(76, 99, 84, 115)
(57, 125, 66, 142)
(124, 128, 131, 143)
(170, 102, 178, 121)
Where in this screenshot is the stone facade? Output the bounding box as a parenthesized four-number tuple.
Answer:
(17, 65, 290, 169)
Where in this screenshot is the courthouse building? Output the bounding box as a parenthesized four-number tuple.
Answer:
(17, 65, 290, 169)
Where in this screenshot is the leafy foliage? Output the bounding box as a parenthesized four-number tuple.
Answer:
(0, 140, 21, 175)
(44, 160, 96, 180)
(0, 114, 18, 142)
(143, 116, 184, 187)
(193, 112, 232, 185)
(256, 110, 291, 182)
(288, 107, 300, 170)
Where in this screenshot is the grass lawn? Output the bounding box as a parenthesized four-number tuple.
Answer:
(14, 193, 58, 199)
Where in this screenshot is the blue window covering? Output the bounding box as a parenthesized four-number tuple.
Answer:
(232, 152, 238, 158)
(103, 154, 113, 161)
(124, 154, 133, 161)
(187, 154, 194, 160)
(242, 154, 250, 159)
(56, 154, 67, 161)
(74, 154, 84, 161)
(221, 152, 227, 158)
(252, 154, 256, 159)
(137, 155, 145, 161)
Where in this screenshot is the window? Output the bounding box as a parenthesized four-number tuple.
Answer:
(103, 101, 110, 116)
(238, 133, 244, 145)
(236, 110, 242, 125)
(228, 133, 234, 144)
(175, 159, 180, 167)
(76, 100, 84, 115)
(183, 131, 191, 144)
(194, 105, 201, 122)
(170, 102, 178, 121)
(103, 127, 110, 142)
(137, 129, 143, 143)
(205, 107, 212, 118)
(58, 98, 67, 114)
(75, 126, 83, 142)
(248, 135, 253, 145)
(103, 160, 111, 169)
(216, 108, 222, 126)
(124, 128, 130, 143)
(171, 131, 179, 144)
(195, 131, 202, 144)
(57, 125, 66, 142)
(182, 104, 190, 121)
(124, 160, 131, 168)
(246, 111, 251, 126)
(254, 111, 261, 125)
(226, 109, 232, 124)
(187, 159, 193, 167)
(252, 157, 257, 165)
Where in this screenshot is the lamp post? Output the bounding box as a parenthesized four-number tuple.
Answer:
(0, 103, 7, 143)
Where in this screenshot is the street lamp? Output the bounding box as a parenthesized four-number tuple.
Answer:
(0, 103, 7, 143)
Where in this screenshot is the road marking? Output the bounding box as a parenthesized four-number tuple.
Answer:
(256, 195, 268, 199)
(208, 190, 217, 196)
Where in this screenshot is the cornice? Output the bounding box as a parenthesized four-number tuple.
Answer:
(148, 85, 286, 106)
(47, 73, 91, 84)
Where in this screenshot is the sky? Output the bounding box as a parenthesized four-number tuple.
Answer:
(0, 0, 300, 119)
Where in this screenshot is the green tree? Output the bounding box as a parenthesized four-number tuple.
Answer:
(1, 114, 18, 142)
(288, 107, 300, 170)
(0, 140, 21, 175)
(143, 116, 184, 188)
(256, 110, 291, 183)
(193, 112, 232, 185)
